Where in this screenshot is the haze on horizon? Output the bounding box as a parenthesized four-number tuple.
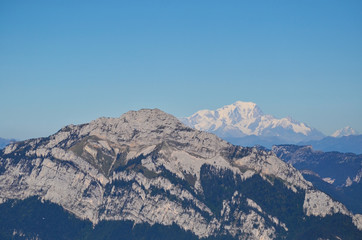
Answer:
(1, 1, 361, 140)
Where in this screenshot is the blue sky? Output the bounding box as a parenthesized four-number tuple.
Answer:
(1, 0, 361, 139)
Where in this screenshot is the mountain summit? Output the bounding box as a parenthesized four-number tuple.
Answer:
(332, 126, 359, 138)
(181, 101, 324, 147)
(1, 109, 361, 239)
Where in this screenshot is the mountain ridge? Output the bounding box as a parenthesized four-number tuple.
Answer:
(300, 135, 362, 154)
(273, 144, 362, 214)
(1, 109, 361, 239)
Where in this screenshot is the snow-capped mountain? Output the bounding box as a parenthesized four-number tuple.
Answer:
(0, 109, 361, 239)
(332, 126, 359, 138)
(181, 101, 325, 147)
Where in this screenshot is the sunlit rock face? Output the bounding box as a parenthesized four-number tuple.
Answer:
(1, 109, 361, 239)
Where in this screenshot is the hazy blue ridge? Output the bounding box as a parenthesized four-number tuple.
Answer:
(224, 134, 362, 155)
(225, 135, 294, 149)
(0, 138, 16, 149)
(273, 144, 362, 213)
(298, 135, 362, 154)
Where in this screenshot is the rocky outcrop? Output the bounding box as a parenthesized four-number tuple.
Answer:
(303, 190, 349, 217)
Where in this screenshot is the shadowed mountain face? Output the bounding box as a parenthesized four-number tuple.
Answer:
(273, 144, 362, 214)
(181, 101, 325, 148)
(1, 109, 361, 239)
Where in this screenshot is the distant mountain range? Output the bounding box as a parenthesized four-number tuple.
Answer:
(181, 101, 361, 153)
(300, 135, 362, 154)
(181, 101, 325, 144)
(273, 144, 362, 214)
(0, 138, 15, 149)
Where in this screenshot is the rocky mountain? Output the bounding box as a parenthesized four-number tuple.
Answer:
(273, 144, 362, 213)
(181, 101, 324, 148)
(300, 135, 362, 154)
(332, 126, 359, 138)
(1, 109, 361, 239)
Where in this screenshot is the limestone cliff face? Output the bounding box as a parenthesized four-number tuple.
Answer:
(0, 109, 361, 239)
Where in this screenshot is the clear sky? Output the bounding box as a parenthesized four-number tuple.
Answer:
(1, 0, 361, 140)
